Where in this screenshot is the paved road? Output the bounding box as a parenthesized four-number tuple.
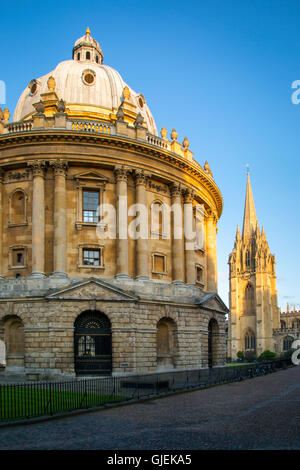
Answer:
(0, 366, 300, 450)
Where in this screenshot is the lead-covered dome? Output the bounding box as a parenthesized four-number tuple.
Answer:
(13, 29, 157, 135)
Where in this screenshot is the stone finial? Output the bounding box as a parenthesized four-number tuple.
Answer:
(171, 128, 178, 141)
(3, 108, 10, 122)
(160, 126, 167, 140)
(0, 108, 3, 120)
(57, 99, 66, 113)
(116, 106, 124, 122)
(182, 136, 189, 149)
(134, 112, 144, 128)
(47, 76, 56, 91)
(35, 101, 45, 114)
(123, 86, 130, 101)
(204, 160, 213, 178)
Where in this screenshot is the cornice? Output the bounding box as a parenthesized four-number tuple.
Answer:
(0, 130, 223, 217)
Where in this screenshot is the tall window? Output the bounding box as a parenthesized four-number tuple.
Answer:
(86, 51, 90, 60)
(83, 190, 99, 223)
(244, 282, 255, 315)
(245, 250, 251, 268)
(244, 329, 256, 350)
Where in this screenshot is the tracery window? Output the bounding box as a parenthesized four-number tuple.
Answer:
(244, 329, 256, 350)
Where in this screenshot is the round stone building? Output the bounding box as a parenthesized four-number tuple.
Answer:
(0, 29, 228, 378)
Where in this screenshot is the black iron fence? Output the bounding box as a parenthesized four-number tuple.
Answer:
(0, 358, 292, 424)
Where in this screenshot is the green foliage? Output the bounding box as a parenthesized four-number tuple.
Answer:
(244, 350, 257, 362)
(258, 350, 276, 361)
(237, 351, 245, 360)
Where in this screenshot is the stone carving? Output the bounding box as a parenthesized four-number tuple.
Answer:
(49, 159, 68, 176)
(57, 99, 66, 113)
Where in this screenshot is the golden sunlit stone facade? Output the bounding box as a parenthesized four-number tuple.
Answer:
(228, 173, 280, 359)
(0, 30, 227, 378)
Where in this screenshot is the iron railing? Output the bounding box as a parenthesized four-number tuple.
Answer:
(0, 358, 292, 423)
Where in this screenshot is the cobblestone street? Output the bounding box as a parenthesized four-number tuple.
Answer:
(0, 366, 299, 450)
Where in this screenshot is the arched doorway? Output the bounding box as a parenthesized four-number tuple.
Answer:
(208, 318, 219, 368)
(156, 317, 177, 370)
(74, 311, 112, 376)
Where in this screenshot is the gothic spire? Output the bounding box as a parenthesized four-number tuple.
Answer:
(242, 171, 258, 240)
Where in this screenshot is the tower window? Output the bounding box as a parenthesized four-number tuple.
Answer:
(86, 51, 90, 60)
(245, 250, 251, 268)
(96, 55, 99, 63)
(77, 53, 80, 60)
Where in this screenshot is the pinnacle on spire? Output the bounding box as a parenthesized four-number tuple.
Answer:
(242, 172, 258, 240)
(236, 224, 241, 240)
(86, 27, 91, 35)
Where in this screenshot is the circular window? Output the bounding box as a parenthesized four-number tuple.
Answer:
(28, 79, 38, 95)
(82, 69, 96, 86)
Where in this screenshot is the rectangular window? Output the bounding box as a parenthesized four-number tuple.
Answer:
(82, 190, 99, 223)
(13, 249, 25, 266)
(196, 265, 204, 284)
(83, 249, 100, 266)
(152, 253, 166, 274)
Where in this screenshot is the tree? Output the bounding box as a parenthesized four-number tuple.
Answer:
(237, 351, 245, 361)
(259, 350, 276, 362)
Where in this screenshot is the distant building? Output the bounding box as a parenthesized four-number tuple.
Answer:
(228, 173, 280, 359)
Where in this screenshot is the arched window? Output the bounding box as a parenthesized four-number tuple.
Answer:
(9, 189, 27, 225)
(96, 55, 99, 63)
(77, 53, 80, 60)
(283, 336, 293, 351)
(244, 329, 256, 351)
(86, 51, 90, 60)
(151, 201, 168, 238)
(244, 283, 255, 315)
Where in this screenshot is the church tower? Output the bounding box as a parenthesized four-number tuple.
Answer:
(228, 172, 280, 359)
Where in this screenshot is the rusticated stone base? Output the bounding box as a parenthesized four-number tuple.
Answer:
(0, 277, 228, 378)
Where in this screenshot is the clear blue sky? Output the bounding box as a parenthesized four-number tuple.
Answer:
(1, 0, 299, 310)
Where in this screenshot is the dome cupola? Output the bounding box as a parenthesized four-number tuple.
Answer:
(72, 27, 104, 65)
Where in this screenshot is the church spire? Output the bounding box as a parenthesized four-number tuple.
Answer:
(242, 171, 258, 240)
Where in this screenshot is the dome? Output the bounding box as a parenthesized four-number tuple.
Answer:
(13, 29, 158, 135)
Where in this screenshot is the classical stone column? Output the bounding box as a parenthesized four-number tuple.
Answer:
(206, 210, 218, 291)
(0, 169, 4, 279)
(170, 182, 184, 284)
(114, 166, 130, 279)
(184, 187, 195, 285)
(134, 169, 149, 280)
(51, 160, 68, 278)
(28, 160, 47, 278)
